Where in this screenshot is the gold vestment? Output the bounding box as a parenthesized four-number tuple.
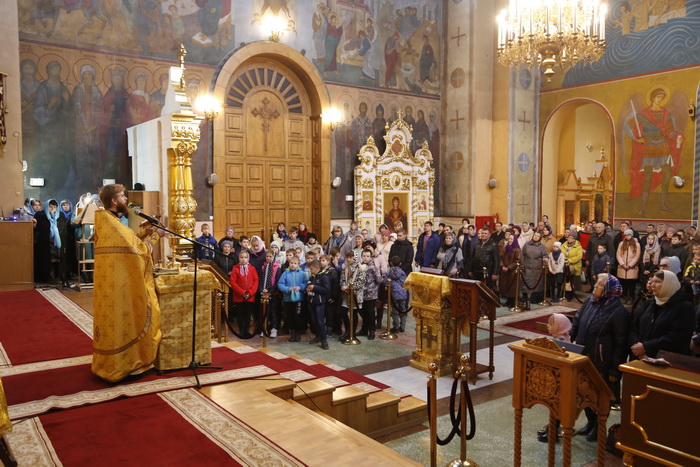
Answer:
(92, 210, 161, 382)
(0, 378, 10, 436)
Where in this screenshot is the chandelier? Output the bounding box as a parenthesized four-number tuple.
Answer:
(497, 0, 607, 82)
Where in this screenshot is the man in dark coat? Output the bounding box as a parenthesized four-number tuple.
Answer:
(415, 221, 440, 268)
(468, 228, 500, 288)
(388, 228, 414, 277)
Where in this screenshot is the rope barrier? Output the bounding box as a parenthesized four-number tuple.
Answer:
(426, 375, 477, 446)
(518, 266, 546, 291)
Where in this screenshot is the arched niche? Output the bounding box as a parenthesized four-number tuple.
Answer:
(540, 99, 615, 234)
(211, 42, 331, 238)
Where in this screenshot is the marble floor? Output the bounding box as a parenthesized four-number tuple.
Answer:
(219, 300, 623, 467)
(60, 286, 621, 466)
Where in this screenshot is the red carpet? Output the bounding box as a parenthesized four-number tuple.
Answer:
(0, 290, 93, 365)
(7, 389, 304, 466)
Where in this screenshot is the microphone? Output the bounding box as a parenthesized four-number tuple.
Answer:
(133, 209, 160, 225)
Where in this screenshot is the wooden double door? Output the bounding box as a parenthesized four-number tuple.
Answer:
(214, 59, 322, 241)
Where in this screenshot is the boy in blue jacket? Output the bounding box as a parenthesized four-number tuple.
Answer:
(277, 257, 308, 342)
(306, 260, 331, 349)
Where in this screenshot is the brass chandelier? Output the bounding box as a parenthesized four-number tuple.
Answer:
(497, 0, 608, 82)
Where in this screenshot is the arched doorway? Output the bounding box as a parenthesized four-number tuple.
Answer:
(212, 43, 331, 240)
(540, 99, 616, 234)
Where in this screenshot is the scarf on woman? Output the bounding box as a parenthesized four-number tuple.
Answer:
(59, 199, 73, 221)
(593, 273, 623, 307)
(655, 270, 681, 305)
(505, 238, 520, 256)
(250, 235, 266, 253)
(643, 234, 660, 263)
(441, 233, 460, 272)
(547, 313, 571, 342)
(46, 200, 61, 249)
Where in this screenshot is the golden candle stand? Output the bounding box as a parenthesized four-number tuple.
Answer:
(380, 278, 397, 340)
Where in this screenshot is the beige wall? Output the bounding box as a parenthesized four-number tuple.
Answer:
(0, 3, 24, 212)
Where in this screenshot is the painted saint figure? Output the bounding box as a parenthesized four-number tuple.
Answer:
(311, 3, 328, 66)
(72, 64, 104, 192)
(419, 35, 436, 82)
(385, 196, 407, 233)
(384, 32, 400, 88)
(624, 87, 684, 215)
(324, 14, 343, 77)
(372, 104, 387, 156)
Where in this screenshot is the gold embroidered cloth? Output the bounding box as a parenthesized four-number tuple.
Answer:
(154, 270, 217, 370)
(92, 210, 162, 382)
(0, 377, 10, 436)
(405, 272, 452, 298)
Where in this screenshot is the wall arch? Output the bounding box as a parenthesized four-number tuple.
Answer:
(540, 98, 616, 233)
(212, 42, 331, 237)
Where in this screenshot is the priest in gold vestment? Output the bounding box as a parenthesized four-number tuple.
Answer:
(0, 378, 10, 436)
(92, 184, 161, 382)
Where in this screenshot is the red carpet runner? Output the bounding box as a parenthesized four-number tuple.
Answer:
(0, 290, 93, 365)
(5, 388, 305, 466)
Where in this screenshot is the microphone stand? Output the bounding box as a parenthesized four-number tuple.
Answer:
(142, 217, 222, 388)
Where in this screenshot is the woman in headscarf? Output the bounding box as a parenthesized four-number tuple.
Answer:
(548, 241, 566, 302)
(616, 229, 641, 304)
(521, 231, 548, 308)
(248, 235, 267, 277)
(547, 313, 572, 342)
(46, 199, 62, 283)
(436, 232, 463, 278)
(272, 222, 288, 244)
(630, 270, 695, 360)
(499, 231, 521, 308)
(640, 233, 660, 292)
(323, 225, 347, 255)
(569, 273, 630, 442)
(57, 199, 77, 287)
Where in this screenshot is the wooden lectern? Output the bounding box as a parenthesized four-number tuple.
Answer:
(450, 278, 499, 384)
(510, 338, 614, 467)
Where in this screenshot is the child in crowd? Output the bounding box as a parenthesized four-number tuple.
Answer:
(214, 240, 236, 276)
(229, 251, 258, 338)
(248, 236, 267, 277)
(640, 233, 660, 292)
(591, 244, 611, 282)
(360, 248, 381, 340)
(352, 234, 364, 260)
(548, 242, 566, 302)
(270, 241, 286, 266)
(278, 257, 308, 342)
(260, 250, 283, 338)
(385, 256, 408, 333)
(683, 254, 700, 306)
(283, 227, 305, 252)
(339, 250, 366, 341)
(306, 260, 330, 350)
(239, 235, 250, 252)
(196, 223, 218, 260)
(320, 254, 340, 337)
(281, 250, 296, 271)
(305, 233, 320, 253)
(302, 251, 316, 275)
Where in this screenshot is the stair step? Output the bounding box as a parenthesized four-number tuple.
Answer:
(366, 390, 401, 411)
(332, 384, 369, 406)
(397, 396, 428, 416)
(292, 379, 335, 401)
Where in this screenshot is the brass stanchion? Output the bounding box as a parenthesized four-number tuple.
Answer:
(428, 363, 438, 467)
(480, 267, 489, 319)
(509, 262, 523, 312)
(448, 355, 479, 467)
(261, 289, 270, 348)
(605, 260, 610, 273)
(342, 283, 361, 345)
(538, 262, 550, 306)
(381, 278, 397, 340)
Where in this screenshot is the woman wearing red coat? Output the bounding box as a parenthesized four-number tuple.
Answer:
(229, 250, 259, 338)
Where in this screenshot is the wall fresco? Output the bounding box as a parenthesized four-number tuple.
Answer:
(562, 0, 700, 88)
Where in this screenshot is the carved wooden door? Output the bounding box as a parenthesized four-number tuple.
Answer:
(215, 60, 320, 241)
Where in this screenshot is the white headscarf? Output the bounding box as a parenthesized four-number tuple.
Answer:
(655, 270, 681, 305)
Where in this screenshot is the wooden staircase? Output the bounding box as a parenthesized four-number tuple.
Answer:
(216, 342, 428, 440)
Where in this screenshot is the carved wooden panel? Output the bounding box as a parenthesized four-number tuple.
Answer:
(215, 60, 316, 239)
(226, 136, 243, 155)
